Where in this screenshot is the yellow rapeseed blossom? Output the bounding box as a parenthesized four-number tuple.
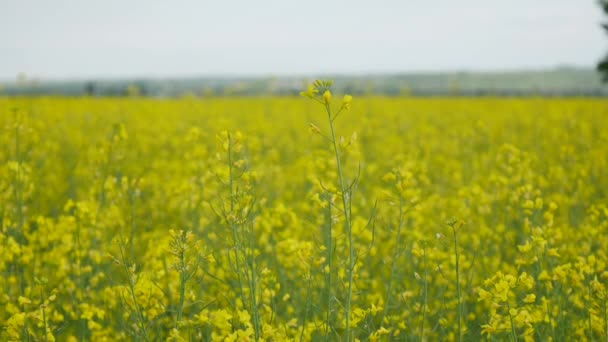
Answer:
(323, 90, 332, 105)
(342, 94, 353, 110)
(0, 96, 606, 341)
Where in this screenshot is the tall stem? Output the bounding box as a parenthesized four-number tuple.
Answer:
(324, 198, 333, 341)
(603, 296, 607, 342)
(129, 192, 136, 264)
(119, 243, 150, 341)
(247, 223, 261, 340)
(227, 133, 245, 309)
(176, 247, 186, 324)
(380, 197, 404, 328)
(506, 301, 518, 342)
(325, 104, 354, 341)
(421, 244, 428, 341)
(40, 287, 48, 342)
(452, 225, 462, 342)
(588, 280, 593, 340)
(13, 110, 25, 296)
(225, 133, 260, 339)
(300, 265, 314, 342)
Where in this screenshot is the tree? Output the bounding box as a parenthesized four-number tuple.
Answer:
(598, 0, 608, 81)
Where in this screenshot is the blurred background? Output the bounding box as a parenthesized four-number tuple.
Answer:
(1, 0, 607, 97)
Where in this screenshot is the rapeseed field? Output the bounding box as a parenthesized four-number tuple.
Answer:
(1, 84, 608, 341)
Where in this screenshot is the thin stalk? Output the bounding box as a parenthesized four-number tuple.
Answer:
(247, 223, 261, 340)
(119, 243, 150, 341)
(14, 109, 23, 232)
(421, 244, 428, 341)
(380, 197, 404, 329)
(324, 197, 334, 341)
(227, 133, 246, 309)
(129, 191, 136, 264)
(225, 133, 260, 339)
(550, 301, 556, 341)
(506, 301, 518, 342)
(13, 110, 25, 296)
(299, 265, 314, 342)
(451, 224, 462, 342)
(40, 287, 48, 342)
(162, 256, 173, 318)
(324, 103, 354, 341)
(176, 249, 186, 324)
(604, 295, 607, 342)
(75, 217, 87, 341)
(588, 280, 593, 340)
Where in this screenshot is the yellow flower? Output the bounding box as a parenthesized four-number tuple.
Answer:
(518, 272, 535, 290)
(517, 241, 532, 253)
(522, 199, 534, 210)
(477, 288, 493, 302)
(196, 309, 210, 324)
(300, 85, 318, 99)
(6, 312, 26, 339)
(494, 279, 511, 302)
(523, 294, 536, 303)
(323, 90, 332, 105)
(167, 328, 186, 342)
(382, 172, 396, 183)
(238, 310, 251, 326)
(18, 296, 32, 305)
(342, 94, 353, 110)
(376, 326, 390, 335)
(211, 309, 233, 332)
(481, 321, 498, 336)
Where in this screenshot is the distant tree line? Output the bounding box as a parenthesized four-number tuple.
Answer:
(2, 69, 608, 97)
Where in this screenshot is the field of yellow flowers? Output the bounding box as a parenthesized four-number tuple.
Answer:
(1, 87, 608, 341)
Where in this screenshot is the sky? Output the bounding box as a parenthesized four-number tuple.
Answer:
(0, 0, 606, 80)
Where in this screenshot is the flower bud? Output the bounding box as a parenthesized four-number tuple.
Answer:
(323, 90, 332, 105)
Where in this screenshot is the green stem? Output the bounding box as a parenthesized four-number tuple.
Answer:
(324, 198, 333, 341)
(227, 133, 246, 309)
(247, 223, 261, 340)
(225, 133, 260, 339)
(325, 103, 354, 342)
(119, 243, 150, 341)
(380, 197, 404, 330)
(421, 244, 428, 341)
(604, 295, 607, 342)
(176, 249, 186, 324)
(588, 280, 593, 340)
(40, 287, 48, 342)
(14, 109, 23, 231)
(452, 225, 462, 342)
(75, 217, 87, 341)
(506, 301, 518, 342)
(299, 265, 313, 342)
(13, 109, 25, 296)
(129, 191, 136, 264)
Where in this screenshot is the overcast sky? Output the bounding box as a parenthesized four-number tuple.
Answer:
(0, 0, 605, 80)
